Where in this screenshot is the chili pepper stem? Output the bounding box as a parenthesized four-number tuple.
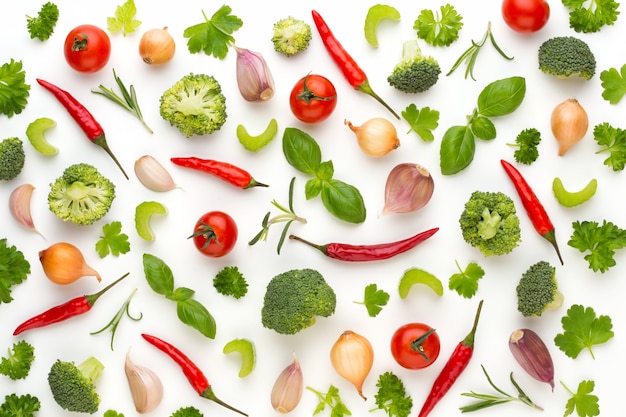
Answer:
(246, 177, 269, 188)
(289, 234, 326, 253)
(543, 230, 564, 265)
(462, 299, 483, 348)
(357, 80, 399, 119)
(201, 387, 249, 416)
(93, 135, 129, 179)
(84, 272, 130, 306)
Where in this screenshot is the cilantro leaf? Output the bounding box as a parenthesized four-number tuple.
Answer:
(0, 59, 30, 118)
(413, 4, 463, 47)
(96, 221, 131, 258)
(448, 260, 484, 299)
(0, 238, 30, 304)
(0, 340, 35, 380)
(401, 104, 440, 142)
(562, 0, 620, 33)
(562, 380, 600, 417)
(554, 304, 614, 359)
(592, 122, 626, 171)
(107, 0, 141, 36)
(568, 219, 626, 272)
(354, 283, 390, 317)
(600, 64, 626, 104)
(307, 385, 351, 417)
(184, 6, 243, 59)
(372, 372, 413, 417)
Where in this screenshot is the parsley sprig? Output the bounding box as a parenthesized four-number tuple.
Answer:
(592, 122, 626, 172)
(107, 0, 141, 36)
(371, 372, 413, 417)
(567, 219, 626, 272)
(401, 104, 440, 142)
(307, 385, 351, 417)
(562, 0, 620, 33)
(562, 380, 600, 417)
(184, 5, 243, 59)
(554, 304, 614, 359)
(354, 283, 390, 317)
(600, 64, 626, 104)
(414, 4, 463, 47)
(448, 260, 484, 298)
(96, 221, 131, 258)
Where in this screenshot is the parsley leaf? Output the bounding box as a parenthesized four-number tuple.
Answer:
(0, 340, 35, 380)
(26, 2, 59, 41)
(96, 221, 130, 258)
(562, 0, 620, 33)
(554, 304, 614, 359)
(0, 59, 30, 118)
(508, 127, 541, 165)
(0, 393, 40, 417)
(600, 64, 626, 104)
(354, 283, 390, 317)
(213, 266, 248, 299)
(592, 122, 626, 171)
(448, 260, 484, 299)
(414, 4, 463, 47)
(562, 380, 600, 417)
(307, 385, 351, 417)
(107, 0, 141, 36)
(401, 104, 440, 142)
(372, 372, 413, 417)
(568, 219, 626, 272)
(184, 6, 243, 59)
(0, 238, 30, 304)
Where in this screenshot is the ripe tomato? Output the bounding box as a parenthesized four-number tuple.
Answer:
(390, 323, 440, 369)
(190, 211, 238, 258)
(502, 0, 550, 33)
(289, 74, 337, 123)
(64, 25, 111, 73)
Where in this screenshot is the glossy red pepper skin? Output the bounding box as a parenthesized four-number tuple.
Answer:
(170, 157, 268, 189)
(141, 333, 248, 416)
(289, 227, 438, 261)
(417, 300, 483, 417)
(500, 159, 563, 265)
(13, 273, 129, 336)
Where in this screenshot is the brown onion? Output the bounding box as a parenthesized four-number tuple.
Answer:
(551, 98, 588, 156)
(344, 118, 400, 157)
(139, 27, 175, 65)
(330, 330, 373, 400)
(39, 242, 101, 284)
(382, 163, 434, 215)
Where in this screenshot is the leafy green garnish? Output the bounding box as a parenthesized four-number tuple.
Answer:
(104, 411, 125, 417)
(567, 219, 626, 272)
(213, 266, 248, 299)
(96, 221, 130, 258)
(0, 393, 40, 417)
(0, 238, 30, 304)
(354, 283, 390, 317)
(364, 4, 401, 48)
(562, 380, 600, 417)
(91, 289, 142, 350)
(0, 59, 30, 118)
(107, 0, 141, 36)
(398, 268, 443, 298)
(600, 64, 626, 104)
(562, 0, 620, 33)
(0, 340, 35, 380)
(413, 4, 463, 47)
(593, 122, 626, 171)
(401, 104, 440, 142)
(184, 5, 243, 59)
(307, 385, 351, 417)
(554, 304, 614, 359)
(508, 127, 541, 165)
(26, 2, 59, 41)
(448, 260, 484, 299)
(371, 372, 413, 417)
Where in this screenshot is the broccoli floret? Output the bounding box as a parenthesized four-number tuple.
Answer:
(261, 268, 337, 335)
(48, 163, 116, 226)
(387, 40, 441, 93)
(459, 191, 521, 257)
(170, 406, 203, 417)
(0, 393, 40, 417)
(516, 261, 563, 317)
(0, 340, 35, 380)
(0, 137, 25, 181)
(508, 128, 541, 165)
(272, 16, 312, 57)
(26, 2, 59, 41)
(538, 36, 596, 80)
(48, 356, 104, 414)
(159, 73, 227, 138)
(213, 266, 248, 299)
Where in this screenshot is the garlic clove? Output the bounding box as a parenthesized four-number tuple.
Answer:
(235, 45, 275, 102)
(271, 354, 303, 413)
(125, 349, 164, 413)
(9, 183, 44, 237)
(382, 163, 435, 216)
(509, 328, 555, 390)
(134, 155, 178, 192)
(39, 242, 101, 284)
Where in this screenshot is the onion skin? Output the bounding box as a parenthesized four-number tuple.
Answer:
(139, 27, 175, 65)
(551, 98, 588, 156)
(330, 330, 373, 400)
(345, 118, 400, 157)
(39, 242, 101, 284)
(382, 163, 434, 215)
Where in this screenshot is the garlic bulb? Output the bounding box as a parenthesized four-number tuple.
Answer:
(271, 354, 303, 413)
(235, 45, 275, 102)
(134, 155, 177, 192)
(330, 330, 373, 400)
(382, 163, 434, 215)
(125, 350, 164, 413)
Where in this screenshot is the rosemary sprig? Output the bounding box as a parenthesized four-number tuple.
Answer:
(249, 177, 306, 254)
(459, 365, 543, 413)
(90, 288, 142, 350)
(92, 68, 154, 133)
(447, 21, 513, 81)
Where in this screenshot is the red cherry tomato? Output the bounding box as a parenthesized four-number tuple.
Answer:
(502, 0, 550, 33)
(190, 211, 238, 258)
(289, 74, 337, 123)
(63, 24, 111, 73)
(390, 323, 440, 370)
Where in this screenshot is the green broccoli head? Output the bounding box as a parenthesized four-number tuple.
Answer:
(0, 137, 25, 181)
(538, 36, 596, 80)
(48, 163, 116, 226)
(48, 356, 104, 414)
(387, 40, 441, 94)
(459, 191, 521, 257)
(213, 266, 248, 299)
(159, 73, 227, 138)
(272, 16, 312, 57)
(516, 261, 563, 317)
(261, 268, 336, 335)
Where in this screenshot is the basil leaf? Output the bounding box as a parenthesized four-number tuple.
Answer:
(320, 179, 366, 223)
(470, 116, 496, 140)
(477, 76, 526, 117)
(167, 286, 195, 302)
(305, 177, 322, 199)
(282, 127, 321, 174)
(176, 298, 216, 339)
(317, 160, 334, 180)
(142, 253, 174, 296)
(440, 125, 475, 175)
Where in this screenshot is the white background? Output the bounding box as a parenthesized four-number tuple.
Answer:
(1, 1, 625, 416)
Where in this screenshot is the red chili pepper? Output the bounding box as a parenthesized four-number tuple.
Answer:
(311, 9, 399, 119)
(500, 159, 563, 265)
(417, 300, 484, 417)
(36, 78, 129, 179)
(141, 333, 248, 416)
(289, 227, 438, 261)
(170, 156, 268, 189)
(13, 273, 129, 336)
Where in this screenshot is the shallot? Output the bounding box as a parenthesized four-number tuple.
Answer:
(345, 118, 400, 157)
(39, 242, 101, 284)
(139, 27, 175, 65)
(330, 330, 373, 400)
(551, 98, 588, 156)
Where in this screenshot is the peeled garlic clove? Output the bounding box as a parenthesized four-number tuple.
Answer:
(125, 350, 164, 413)
(509, 328, 555, 390)
(330, 330, 373, 400)
(39, 242, 101, 284)
(382, 163, 434, 215)
(134, 155, 177, 192)
(271, 354, 303, 413)
(9, 183, 43, 237)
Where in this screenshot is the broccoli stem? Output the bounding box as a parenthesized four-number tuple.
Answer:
(477, 207, 501, 240)
(77, 356, 104, 385)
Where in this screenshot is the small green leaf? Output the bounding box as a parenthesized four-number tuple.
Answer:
(600, 65, 626, 104)
(440, 125, 475, 175)
(554, 304, 614, 359)
(320, 179, 366, 224)
(183, 5, 243, 59)
(448, 260, 484, 299)
(142, 254, 175, 296)
(402, 104, 440, 142)
(399, 268, 443, 298)
(96, 221, 130, 258)
(107, 0, 141, 36)
(282, 127, 322, 174)
(477, 76, 526, 117)
(562, 380, 600, 417)
(355, 283, 390, 317)
(176, 298, 217, 339)
(470, 116, 496, 140)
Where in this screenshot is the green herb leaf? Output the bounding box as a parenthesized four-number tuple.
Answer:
(107, 0, 141, 36)
(372, 372, 413, 417)
(401, 104, 440, 142)
(183, 5, 243, 59)
(413, 4, 463, 47)
(320, 179, 366, 224)
(477, 76, 526, 117)
(592, 122, 626, 172)
(96, 221, 130, 258)
(177, 298, 217, 339)
(0, 238, 30, 304)
(440, 125, 475, 175)
(0, 394, 40, 417)
(554, 304, 614, 359)
(307, 385, 351, 417)
(168, 287, 195, 303)
(563, 0, 619, 33)
(305, 177, 323, 199)
(0, 340, 35, 380)
(562, 380, 600, 417)
(90, 289, 142, 351)
(142, 253, 175, 296)
(355, 284, 390, 317)
(600, 64, 626, 104)
(567, 219, 626, 272)
(470, 116, 496, 140)
(449, 260, 484, 299)
(26, 2, 59, 41)
(282, 127, 322, 174)
(0, 59, 30, 118)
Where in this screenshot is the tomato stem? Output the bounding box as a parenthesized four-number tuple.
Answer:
(410, 327, 436, 362)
